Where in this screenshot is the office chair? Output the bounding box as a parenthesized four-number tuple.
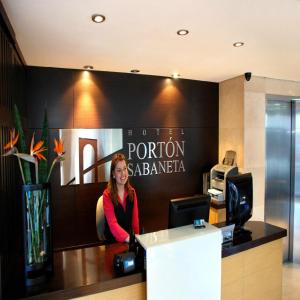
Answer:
(96, 195, 106, 240)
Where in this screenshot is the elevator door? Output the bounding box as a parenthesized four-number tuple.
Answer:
(265, 100, 291, 261)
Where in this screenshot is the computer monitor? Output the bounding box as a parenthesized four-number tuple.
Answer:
(226, 173, 253, 231)
(168, 195, 211, 228)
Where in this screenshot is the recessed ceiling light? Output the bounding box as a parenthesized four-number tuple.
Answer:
(130, 69, 140, 73)
(91, 14, 106, 23)
(233, 42, 244, 47)
(83, 65, 94, 70)
(177, 29, 189, 36)
(172, 72, 180, 79)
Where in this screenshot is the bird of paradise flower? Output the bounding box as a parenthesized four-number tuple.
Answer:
(2, 129, 65, 265)
(3, 130, 65, 184)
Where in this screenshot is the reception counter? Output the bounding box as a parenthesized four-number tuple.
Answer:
(21, 221, 286, 300)
(136, 222, 222, 300)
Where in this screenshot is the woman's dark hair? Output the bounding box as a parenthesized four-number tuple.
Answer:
(108, 153, 134, 206)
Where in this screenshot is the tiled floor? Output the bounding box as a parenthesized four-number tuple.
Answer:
(283, 262, 300, 300)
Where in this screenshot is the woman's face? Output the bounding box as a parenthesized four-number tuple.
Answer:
(113, 160, 128, 186)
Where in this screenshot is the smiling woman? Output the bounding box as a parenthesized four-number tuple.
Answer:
(102, 153, 140, 243)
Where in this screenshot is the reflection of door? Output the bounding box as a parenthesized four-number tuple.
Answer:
(293, 102, 300, 263)
(265, 100, 291, 261)
(79, 138, 98, 184)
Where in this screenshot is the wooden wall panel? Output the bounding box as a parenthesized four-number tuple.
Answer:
(0, 13, 26, 300)
(26, 66, 219, 250)
(72, 71, 218, 128)
(26, 67, 74, 129)
(221, 239, 283, 300)
(76, 282, 146, 300)
(128, 126, 218, 232)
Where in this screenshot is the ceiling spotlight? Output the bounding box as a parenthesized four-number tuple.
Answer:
(172, 72, 180, 79)
(83, 65, 94, 70)
(177, 29, 189, 36)
(233, 42, 244, 47)
(91, 14, 106, 23)
(130, 69, 140, 73)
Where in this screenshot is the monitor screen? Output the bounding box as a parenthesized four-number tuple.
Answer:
(168, 195, 211, 228)
(226, 173, 253, 230)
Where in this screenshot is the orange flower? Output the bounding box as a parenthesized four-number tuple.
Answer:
(53, 138, 65, 156)
(46, 138, 65, 182)
(4, 129, 19, 150)
(30, 135, 47, 161)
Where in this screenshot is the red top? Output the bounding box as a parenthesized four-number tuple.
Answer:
(103, 188, 139, 242)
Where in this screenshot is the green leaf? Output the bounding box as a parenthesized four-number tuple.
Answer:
(13, 105, 31, 184)
(39, 109, 48, 183)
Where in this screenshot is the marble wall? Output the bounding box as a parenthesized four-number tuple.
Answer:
(220, 75, 300, 221)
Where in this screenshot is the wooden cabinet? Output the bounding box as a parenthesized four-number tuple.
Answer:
(76, 283, 146, 300)
(209, 205, 226, 224)
(221, 239, 283, 300)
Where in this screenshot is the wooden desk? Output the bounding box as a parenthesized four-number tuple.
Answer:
(20, 221, 286, 300)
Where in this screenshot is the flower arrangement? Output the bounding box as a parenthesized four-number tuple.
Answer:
(2, 105, 65, 268)
(3, 129, 65, 184)
(3, 105, 65, 184)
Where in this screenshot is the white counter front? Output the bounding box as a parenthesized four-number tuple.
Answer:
(136, 223, 222, 300)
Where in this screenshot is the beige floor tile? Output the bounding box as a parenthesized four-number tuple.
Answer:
(282, 262, 300, 300)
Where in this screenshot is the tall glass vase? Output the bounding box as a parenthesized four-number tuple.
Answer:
(22, 183, 53, 287)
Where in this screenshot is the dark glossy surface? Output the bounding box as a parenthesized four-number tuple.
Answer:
(23, 243, 145, 299)
(22, 221, 286, 299)
(210, 201, 226, 209)
(217, 221, 287, 257)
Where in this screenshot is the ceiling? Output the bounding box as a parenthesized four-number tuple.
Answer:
(3, 0, 300, 83)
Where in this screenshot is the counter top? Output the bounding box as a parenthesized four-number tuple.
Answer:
(136, 222, 220, 249)
(20, 221, 287, 299)
(216, 221, 287, 257)
(22, 243, 145, 300)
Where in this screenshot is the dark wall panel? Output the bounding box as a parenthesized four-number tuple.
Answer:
(26, 66, 219, 250)
(26, 67, 74, 129)
(129, 127, 219, 232)
(71, 71, 218, 128)
(0, 16, 26, 300)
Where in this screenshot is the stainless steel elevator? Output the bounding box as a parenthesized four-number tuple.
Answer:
(265, 99, 300, 262)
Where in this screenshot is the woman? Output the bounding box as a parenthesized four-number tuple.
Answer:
(103, 153, 139, 243)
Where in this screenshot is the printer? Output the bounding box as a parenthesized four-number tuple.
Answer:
(209, 150, 238, 203)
